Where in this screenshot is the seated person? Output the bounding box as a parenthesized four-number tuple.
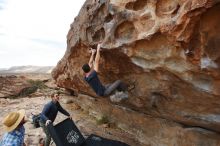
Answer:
(0, 109, 27, 146)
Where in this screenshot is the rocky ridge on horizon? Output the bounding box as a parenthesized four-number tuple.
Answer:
(0, 66, 54, 74)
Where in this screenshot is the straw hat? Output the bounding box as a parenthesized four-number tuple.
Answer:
(2, 109, 25, 132)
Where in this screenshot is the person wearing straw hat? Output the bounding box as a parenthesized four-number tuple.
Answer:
(0, 109, 26, 146)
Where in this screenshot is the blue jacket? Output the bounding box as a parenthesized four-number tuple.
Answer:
(85, 70, 105, 96)
(40, 101, 70, 123)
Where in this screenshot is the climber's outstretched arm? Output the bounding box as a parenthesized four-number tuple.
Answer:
(88, 48, 96, 68)
(94, 44, 101, 72)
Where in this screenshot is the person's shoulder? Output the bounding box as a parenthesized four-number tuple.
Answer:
(46, 101, 52, 105)
(86, 70, 96, 78)
(45, 101, 53, 107)
(20, 125, 25, 132)
(56, 101, 61, 105)
(1, 133, 19, 145)
(90, 70, 97, 76)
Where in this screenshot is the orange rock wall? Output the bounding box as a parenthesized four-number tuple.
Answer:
(52, 0, 220, 145)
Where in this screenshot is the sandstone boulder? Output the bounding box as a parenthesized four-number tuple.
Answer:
(52, 0, 220, 145)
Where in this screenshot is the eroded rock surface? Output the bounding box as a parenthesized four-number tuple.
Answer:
(52, 0, 220, 145)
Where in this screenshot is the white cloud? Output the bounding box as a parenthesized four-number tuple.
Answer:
(0, 0, 85, 68)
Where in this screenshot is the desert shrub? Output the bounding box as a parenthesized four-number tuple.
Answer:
(27, 79, 47, 89)
(96, 115, 109, 125)
(19, 86, 38, 97)
(19, 80, 47, 97)
(7, 95, 17, 99)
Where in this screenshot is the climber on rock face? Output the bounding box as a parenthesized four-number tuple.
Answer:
(82, 43, 133, 98)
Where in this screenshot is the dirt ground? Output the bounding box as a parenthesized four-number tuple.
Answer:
(0, 95, 145, 146)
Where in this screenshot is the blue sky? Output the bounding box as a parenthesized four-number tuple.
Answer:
(0, 0, 85, 68)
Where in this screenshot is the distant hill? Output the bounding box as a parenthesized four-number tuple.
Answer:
(0, 66, 54, 74)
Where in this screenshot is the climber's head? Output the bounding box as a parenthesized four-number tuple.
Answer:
(82, 63, 91, 73)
